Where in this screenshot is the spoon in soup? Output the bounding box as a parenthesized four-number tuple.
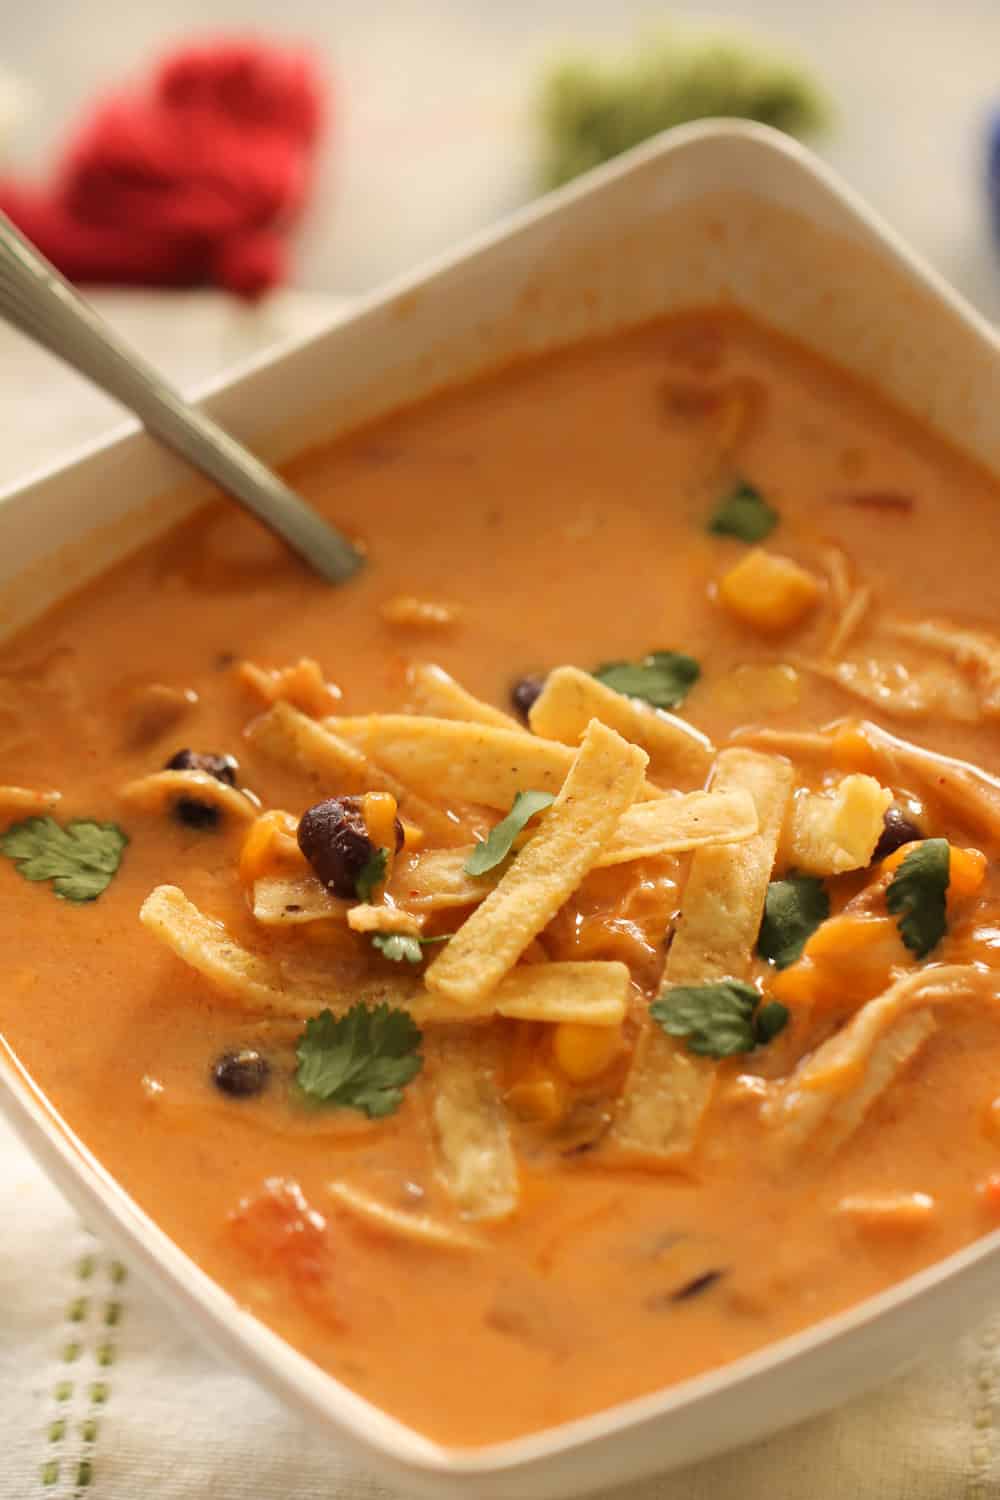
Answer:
(0, 213, 363, 585)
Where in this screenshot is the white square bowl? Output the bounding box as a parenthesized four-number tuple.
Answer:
(2, 121, 999, 1499)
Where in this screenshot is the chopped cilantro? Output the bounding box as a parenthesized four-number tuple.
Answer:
(371, 932, 450, 964)
(592, 651, 700, 710)
(295, 1002, 423, 1118)
(651, 979, 788, 1058)
(355, 846, 388, 901)
(0, 816, 128, 903)
(754, 1000, 791, 1044)
(709, 482, 778, 542)
(757, 873, 830, 970)
(886, 838, 950, 958)
(465, 789, 555, 877)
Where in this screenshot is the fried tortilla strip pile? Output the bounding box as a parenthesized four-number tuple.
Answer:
(612, 748, 793, 1164)
(406, 663, 519, 729)
(253, 790, 757, 927)
(141, 886, 628, 1025)
(762, 964, 997, 1155)
(427, 1029, 518, 1221)
(529, 665, 714, 785)
(425, 719, 648, 1005)
(246, 702, 459, 843)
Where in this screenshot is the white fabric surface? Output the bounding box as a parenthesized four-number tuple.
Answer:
(2, 290, 1000, 1496)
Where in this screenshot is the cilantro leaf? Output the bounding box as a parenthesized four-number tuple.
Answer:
(708, 482, 779, 542)
(371, 932, 450, 964)
(465, 789, 555, 877)
(355, 846, 388, 902)
(592, 651, 701, 711)
(757, 873, 830, 970)
(650, 979, 787, 1058)
(0, 816, 128, 902)
(754, 1000, 790, 1044)
(886, 838, 950, 958)
(295, 1002, 423, 1118)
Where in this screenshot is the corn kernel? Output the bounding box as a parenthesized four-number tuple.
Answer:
(880, 840, 987, 913)
(552, 1022, 622, 1083)
(948, 845, 987, 907)
(239, 810, 301, 886)
(400, 819, 425, 852)
(804, 913, 895, 960)
(506, 1070, 569, 1126)
(361, 792, 399, 850)
(769, 961, 820, 1009)
(717, 548, 821, 635)
(831, 725, 879, 775)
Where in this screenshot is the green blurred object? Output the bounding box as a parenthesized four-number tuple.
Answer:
(539, 30, 830, 189)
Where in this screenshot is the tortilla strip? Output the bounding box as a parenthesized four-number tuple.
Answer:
(245, 701, 459, 843)
(484, 960, 629, 1026)
(0, 786, 61, 813)
(425, 720, 648, 1005)
(327, 1181, 483, 1250)
(663, 749, 793, 984)
(762, 964, 995, 1155)
(528, 666, 714, 786)
(427, 1029, 518, 1220)
(142, 886, 629, 1025)
(612, 748, 793, 1164)
(119, 770, 258, 822)
(406, 663, 519, 729)
(598, 788, 757, 866)
(325, 713, 576, 808)
(390, 847, 501, 911)
(252, 875, 348, 926)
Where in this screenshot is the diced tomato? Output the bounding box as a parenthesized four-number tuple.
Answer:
(976, 1174, 1000, 1214)
(228, 1177, 341, 1325)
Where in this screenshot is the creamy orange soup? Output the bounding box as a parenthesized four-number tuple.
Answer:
(3, 310, 1000, 1447)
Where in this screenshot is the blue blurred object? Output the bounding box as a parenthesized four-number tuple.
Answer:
(988, 114, 1000, 244)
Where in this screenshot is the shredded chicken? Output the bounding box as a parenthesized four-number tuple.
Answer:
(793, 655, 980, 722)
(887, 617, 1000, 717)
(763, 965, 997, 1155)
(861, 721, 1000, 841)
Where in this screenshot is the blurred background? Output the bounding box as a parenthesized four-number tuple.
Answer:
(4, 0, 1000, 319)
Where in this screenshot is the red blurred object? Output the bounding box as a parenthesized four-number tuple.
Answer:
(0, 41, 326, 298)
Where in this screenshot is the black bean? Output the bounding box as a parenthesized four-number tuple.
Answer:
(872, 804, 923, 863)
(510, 674, 546, 720)
(165, 747, 239, 785)
(174, 798, 221, 830)
(297, 795, 403, 898)
(670, 1268, 725, 1302)
(213, 1049, 270, 1098)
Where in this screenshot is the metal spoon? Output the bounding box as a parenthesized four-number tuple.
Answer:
(0, 212, 363, 585)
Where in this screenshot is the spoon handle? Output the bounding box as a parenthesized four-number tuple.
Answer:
(0, 213, 362, 584)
